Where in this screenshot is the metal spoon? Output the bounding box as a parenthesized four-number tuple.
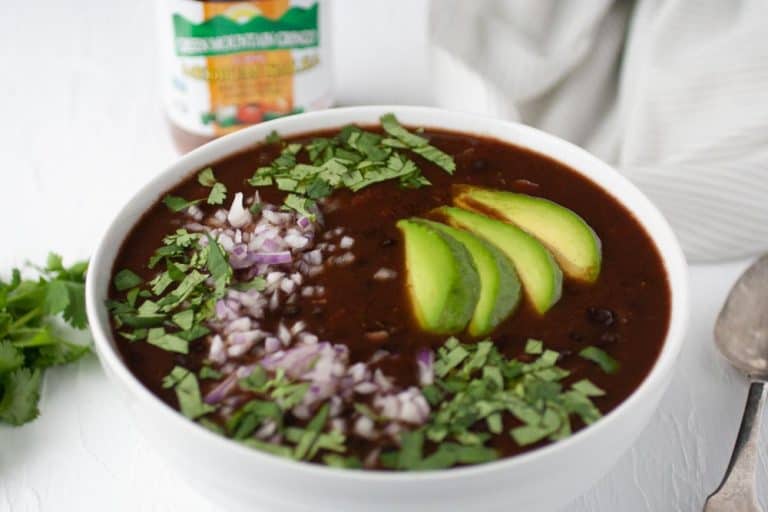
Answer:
(705, 254, 768, 511)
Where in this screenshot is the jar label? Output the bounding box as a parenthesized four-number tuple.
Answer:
(160, 0, 331, 136)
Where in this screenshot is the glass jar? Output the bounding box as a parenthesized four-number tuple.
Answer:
(157, 0, 333, 152)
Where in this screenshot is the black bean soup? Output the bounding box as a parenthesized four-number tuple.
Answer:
(108, 116, 670, 470)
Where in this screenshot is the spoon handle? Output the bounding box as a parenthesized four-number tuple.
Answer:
(704, 380, 767, 512)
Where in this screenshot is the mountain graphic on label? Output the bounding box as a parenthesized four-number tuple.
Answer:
(172, 3, 319, 56)
(223, 4, 262, 24)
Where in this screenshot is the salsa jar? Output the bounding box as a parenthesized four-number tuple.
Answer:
(157, 0, 333, 152)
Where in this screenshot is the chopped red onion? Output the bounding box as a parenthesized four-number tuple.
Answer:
(297, 216, 311, 230)
(303, 249, 323, 266)
(204, 372, 238, 404)
(373, 268, 398, 281)
(252, 251, 293, 265)
(264, 336, 281, 353)
(339, 236, 355, 249)
(354, 416, 375, 439)
(228, 193, 252, 228)
(417, 349, 435, 386)
(209, 334, 226, 364)
(224, 317, 252, 334)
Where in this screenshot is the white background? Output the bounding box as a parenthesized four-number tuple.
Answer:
(0, 1, 763, 511)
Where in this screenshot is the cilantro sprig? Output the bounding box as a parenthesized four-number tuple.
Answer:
(0, 254, 90, 426)
(249, 113, 455, 217)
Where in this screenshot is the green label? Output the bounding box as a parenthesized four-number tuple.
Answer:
(173, 3, 319, 57)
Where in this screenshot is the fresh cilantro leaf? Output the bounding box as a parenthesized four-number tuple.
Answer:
(248, 171, 273, 187)
(525, 339, 543, 355)
(163, 195, 202, 213)
(232, 277, 266, 292)
(207, 182, 227, 205)
(147, 328, 188, 354)
(380, 113, 429, 147)
(397, 430, 424, 469)
(571, 379, 606, 397)
(204, 235, 232, 295)
(199, 366, 222, 380)
(0, 368, 42, 425)
(113, 269, 142, 292)
(0, 340, 23, 373)
(175, 325, 210, 342)
(197, 167, 217, 187)
(239, 365, 268, 391)
(265, 130, 281, 144)
(171, 309, 194, 330)
(284, 194, 315, 219)
(60, 281, 87, 329)
(579, 346, 620, 374)
(46, 253, 64, 272)
(164, 366, 215, 419)
(412, 144, 456, 174)
(293, 403, 330, 460)
(33, 340, 89, 369)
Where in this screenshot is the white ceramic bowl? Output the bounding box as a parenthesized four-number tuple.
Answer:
(86, 106, 689, 512)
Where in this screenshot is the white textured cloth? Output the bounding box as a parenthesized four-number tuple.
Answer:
(430, 0, 768, 262)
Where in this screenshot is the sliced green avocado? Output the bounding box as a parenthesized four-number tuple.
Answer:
(436, 207, 562, 314)
(416, 219, 521, 337)
(396, 219, 480, 334)
(454, 185, 602, 283)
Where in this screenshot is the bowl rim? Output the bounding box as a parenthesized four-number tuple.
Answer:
(85, 105, 689, 482)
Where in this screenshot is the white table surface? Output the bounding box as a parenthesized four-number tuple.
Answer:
(0, 1, 764, 511)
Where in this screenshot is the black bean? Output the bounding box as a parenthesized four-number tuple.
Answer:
(190, 340, 205, 353)
(587, 307, 616, 327)
(311, 306, 325, 317)
(569, 331, 585, 343)
(174, 354, 189, 366)
(472, 159, 489, 171)
(380, 238, 396, 247)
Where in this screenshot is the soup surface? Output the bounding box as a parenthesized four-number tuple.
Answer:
(108, 115, 670, 470)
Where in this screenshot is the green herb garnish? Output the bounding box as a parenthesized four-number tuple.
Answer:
(163, 366, 215, 419)
(0, 254, 90, 426)
(249, 113, 455, 217)
(579, 346, 620, 374)
(163, 195, 201, 213)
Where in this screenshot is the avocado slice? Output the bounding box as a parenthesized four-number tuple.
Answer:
(396, 219, 480, 334)
(454, 185, 602, 283)
(436, 207, 562, 314)
(416, 219, 521, 337)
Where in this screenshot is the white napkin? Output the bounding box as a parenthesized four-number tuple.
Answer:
(430, 0, 768, 262)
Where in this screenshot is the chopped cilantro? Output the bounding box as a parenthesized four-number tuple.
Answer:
(204, 234, 232, 295)
(197, 167, 217, 187)
(207, 182, 227, 205)
(113, 269, 142, 291)
(525, 339, 543, 355)
(579, 346, 620, 374)
(571, 379, 606, 397)
(164, 366, 215, 419)
(265, 130, 281, 144)
(163, 195, 201, 213)
(171, 309, 194, 330)
(293, 403, 330, 460)
(199, 366, 222, 380)
(246, 113, 453, 216)
(147, 328, 188, 354)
